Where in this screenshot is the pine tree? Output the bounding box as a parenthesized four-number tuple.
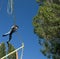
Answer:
(0, 43, 6, 59)
(7, 43, 16, 59)
(33, 0, 60, 59)
(0, 42, 17, 59)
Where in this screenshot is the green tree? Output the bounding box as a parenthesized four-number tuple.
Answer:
(0, 43, 16, 59)
(7, 43, 16, 59)
(0, 42, 6, 59)
(33, 0, 60, 59)
(53, 0, 60, 4)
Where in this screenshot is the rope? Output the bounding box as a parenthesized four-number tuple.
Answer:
(7, 0, 16, 25)
(20, 43, 24, 59)
(16, 31, 24, 44)
(15, 30, 24, 59)
(7, 0, 14, 15)
(1, 43, 24, 59)
(13, 11, 16, 25)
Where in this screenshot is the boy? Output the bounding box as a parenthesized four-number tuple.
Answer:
(2, 25, 19, 43)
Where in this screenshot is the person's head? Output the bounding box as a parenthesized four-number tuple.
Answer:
(14, 25, 19, 29)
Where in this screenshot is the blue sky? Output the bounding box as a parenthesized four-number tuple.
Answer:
(0, 0, 47, 59)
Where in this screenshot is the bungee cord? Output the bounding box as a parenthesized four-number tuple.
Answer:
(7, 0, 17, 25)
(16, 31, 24, 59)
(7, 0, 14, 15)
(20, 45, 24, 59)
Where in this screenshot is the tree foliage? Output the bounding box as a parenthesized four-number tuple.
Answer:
(33, 0, 60, 59)
(0, 43, 6, 59)
(7, 43, 16, 59)
(0, 43, 16, 59)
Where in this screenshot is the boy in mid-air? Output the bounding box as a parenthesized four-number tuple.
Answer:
(2, 25, 19, 43)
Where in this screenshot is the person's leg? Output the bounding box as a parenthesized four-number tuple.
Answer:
(7, 34, 12, 44)
(2, 31, 10, 37)
(9, 34, 12, 42)
(2, 33, 9, 36)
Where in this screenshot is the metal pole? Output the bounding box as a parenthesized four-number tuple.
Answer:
(1, 43, 24, 59)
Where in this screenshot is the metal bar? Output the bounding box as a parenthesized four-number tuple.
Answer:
(1, 43, 24, 59)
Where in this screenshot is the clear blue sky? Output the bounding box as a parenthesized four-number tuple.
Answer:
(0, 0, 47, 59)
